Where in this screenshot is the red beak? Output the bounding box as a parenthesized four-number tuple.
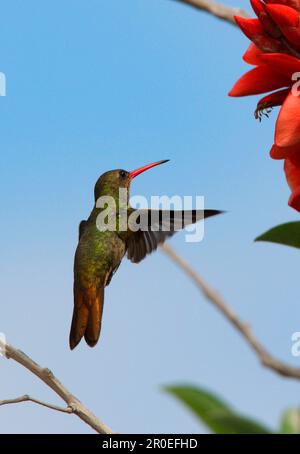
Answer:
(129, 159, 169, 180)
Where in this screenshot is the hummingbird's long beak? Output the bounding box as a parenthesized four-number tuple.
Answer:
(129, 159, 169, 180)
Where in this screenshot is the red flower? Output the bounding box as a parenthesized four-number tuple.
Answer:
(230, 53, 300, 155)
(285, 153, 300, 210)
(229, 1, 300, 212)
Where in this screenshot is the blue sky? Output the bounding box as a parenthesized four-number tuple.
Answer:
(1, 0, 300, 434)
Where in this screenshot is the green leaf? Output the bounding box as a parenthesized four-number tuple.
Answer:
(164, 385, 272, 434)
(255, 221, 300, 249)
(280, 409, 300, 434)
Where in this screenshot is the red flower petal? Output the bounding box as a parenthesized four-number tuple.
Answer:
(229, 65, 290, 97)
(289, 186, 300, 210)
(281, 27, 300, 49)
(251, 0, 281, 37)
(275, 91, 300, 147)
(264, 0, 300, 13)
(266, 4, 300, 48)
(260, 52, 300, 76)
(270, 142, 299, 159)
(234, 16, 283, 52)
(265, 4, 299, 28)
(258, 88, 290, 107)
(243, 43, 264, 65)
(234, 16, 264, 38)
(251, 0, 265, 16)
(255, 89, 289, 124)
(284, 153, 300, 211)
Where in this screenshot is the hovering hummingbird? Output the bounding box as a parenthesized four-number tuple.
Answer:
(69, 160, 222, 350)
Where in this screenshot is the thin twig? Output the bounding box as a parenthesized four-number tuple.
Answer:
(0, 395, 73, 414)
(161, 243, 300, 380)
(171, 0, 250, 24)
(0, 340, 114, 434)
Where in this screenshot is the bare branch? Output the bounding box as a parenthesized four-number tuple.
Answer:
(0, 395, 73, 414)
(171, 0, 250, 24)
(0, 340, 114, 433)
(161, 243, 300, 380)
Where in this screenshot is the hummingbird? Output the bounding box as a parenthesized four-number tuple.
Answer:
(69, 160, 222, 350)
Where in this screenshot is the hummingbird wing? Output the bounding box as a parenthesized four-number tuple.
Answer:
(126, 209, 222, 263)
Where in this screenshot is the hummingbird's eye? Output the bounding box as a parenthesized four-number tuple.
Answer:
(119, 170, 126, 178)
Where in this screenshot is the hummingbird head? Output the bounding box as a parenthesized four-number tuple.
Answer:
(94, 160, 169, 202)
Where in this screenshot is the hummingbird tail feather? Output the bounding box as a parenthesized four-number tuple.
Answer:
(69, 285, 104, 350)
(84, 287, 105, 347)
(69, 301, 89, 350)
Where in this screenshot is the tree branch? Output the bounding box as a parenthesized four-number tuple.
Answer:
(0, 395, 73, 414)
(0, 340, 114, 434)
(171, 0, 250, 24)
(161, 243, 300, 381)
